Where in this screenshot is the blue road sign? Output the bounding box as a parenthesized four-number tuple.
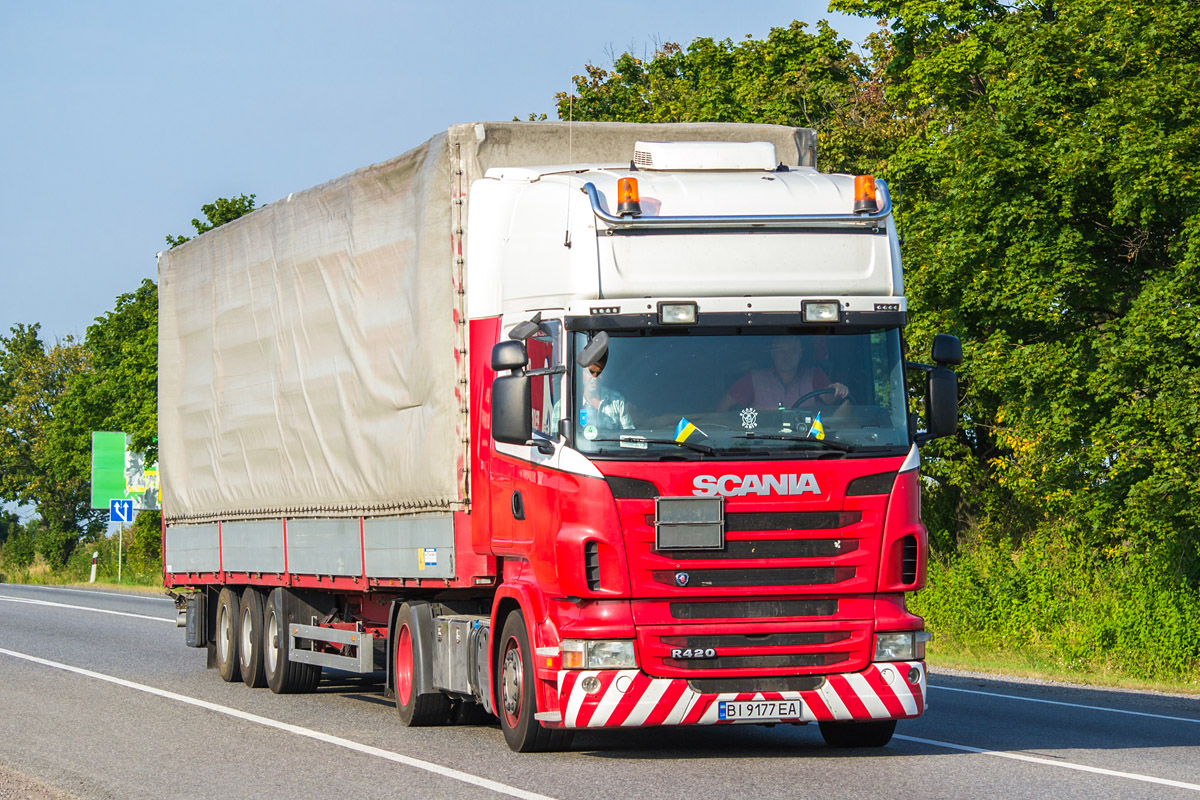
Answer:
(110, 498, 134, 523)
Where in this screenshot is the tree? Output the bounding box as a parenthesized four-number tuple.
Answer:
(553, 3, 1200, 676)
(555, 21, 901, 174)
(0, 325, 103, 565)
(831, 0, 1200, 574)
(165, 193, 256, 248)
(63, 279, 160, 461)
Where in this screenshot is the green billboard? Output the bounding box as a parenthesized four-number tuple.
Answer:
(91, 432, 159, 510)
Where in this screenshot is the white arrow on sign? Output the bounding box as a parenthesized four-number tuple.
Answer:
(110, 499, 134, 523)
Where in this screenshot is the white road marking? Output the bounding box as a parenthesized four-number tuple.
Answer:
(929, 684, 1200, 725)
(895, 734, 1200, 792)
(0, 584, 172, 602)
(0, 594, 174, 623)
(0, 647, 558, 800)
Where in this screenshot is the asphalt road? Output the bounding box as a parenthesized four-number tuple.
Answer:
(1, 583, 1198, 799)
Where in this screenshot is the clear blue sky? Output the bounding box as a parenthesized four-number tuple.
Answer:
(0, 2, 879, 345)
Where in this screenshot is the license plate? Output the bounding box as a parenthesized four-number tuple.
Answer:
(718, 699, 803, 721)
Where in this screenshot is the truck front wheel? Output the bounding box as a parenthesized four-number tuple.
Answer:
(215, 587, 241, 683)
(496, 611, 572, 752)
(818, 719, 897, 748)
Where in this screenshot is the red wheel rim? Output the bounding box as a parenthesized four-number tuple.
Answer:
(500, 636, 523, 728)
(396, 623, 414, 706)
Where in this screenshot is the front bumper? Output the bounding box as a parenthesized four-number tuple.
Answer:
(553, 661, 925, 729)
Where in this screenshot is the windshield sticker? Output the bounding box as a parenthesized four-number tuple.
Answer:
(579, 408, 589, 426)
(583, 424, 599, 440)
(619, 435, 649, 450)
(739, 407, 758, 430)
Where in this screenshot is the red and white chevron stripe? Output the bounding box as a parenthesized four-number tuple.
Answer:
(556, 661, 925, 729)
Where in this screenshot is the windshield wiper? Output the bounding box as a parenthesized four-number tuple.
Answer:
(591, 436, 715, 455)
(732, 433, 855, 452)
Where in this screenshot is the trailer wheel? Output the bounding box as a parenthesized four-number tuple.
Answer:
(238, 588, 267, 688)
(215, 587, 242, 683)
(264, 587, 321, 694)
(393, 603, 451, 726)
(818, 719, 896, 748)
(497, 611, 572, 752)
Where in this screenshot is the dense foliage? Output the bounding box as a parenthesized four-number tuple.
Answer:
(561, 0, 1200, 680)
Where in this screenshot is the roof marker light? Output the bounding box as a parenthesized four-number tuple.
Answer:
(854, 175, 878, 214)
(617, 177, 641, 217)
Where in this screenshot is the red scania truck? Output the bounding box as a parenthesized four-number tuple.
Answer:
(161, 121, 961, 752)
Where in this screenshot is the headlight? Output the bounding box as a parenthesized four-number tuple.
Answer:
(560, 639, 637, 669)
(874, 631, 931, 662)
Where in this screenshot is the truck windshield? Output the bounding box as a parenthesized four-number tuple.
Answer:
(568, 328, 910, 459)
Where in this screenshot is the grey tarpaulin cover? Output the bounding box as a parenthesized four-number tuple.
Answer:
(158, 122, 813, 523)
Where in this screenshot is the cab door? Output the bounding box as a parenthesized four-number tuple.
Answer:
(489, 317, 563, 553)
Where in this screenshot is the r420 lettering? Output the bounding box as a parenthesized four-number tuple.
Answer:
(670, 648, 717, 659)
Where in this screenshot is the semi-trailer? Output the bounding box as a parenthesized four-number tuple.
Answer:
(162, 121, 960, 752)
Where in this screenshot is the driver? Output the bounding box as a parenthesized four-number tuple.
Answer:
(718, 337, 848, 411)
(553, 350, 634, 430)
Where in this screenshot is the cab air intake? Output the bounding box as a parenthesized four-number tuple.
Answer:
(901, 535, 919, 585)
(585, 541, 602, 591)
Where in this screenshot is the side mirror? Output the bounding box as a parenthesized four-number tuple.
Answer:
(491, 340, 528, 372)
(575, 331, 610, 368)
(508, 311, 543, 341)
(492, 374, 532, 445)
(931, 334, 962, 366)
(925, 366, 958, 440)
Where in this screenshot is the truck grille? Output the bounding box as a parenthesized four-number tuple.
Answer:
(687, 676, 826, 693)
(727, 511, 860, 531)
(637, 621, 871, 678)
(663, 538, 856, 560)
(669, 599, 838, 620)
(652, 566, 855, 588)
(660, 632, 851, 648)
(667, 653, 849, 670)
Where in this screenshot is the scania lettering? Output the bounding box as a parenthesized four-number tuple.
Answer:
(692, 473, 822, 497)
(161, 122, 961, 752)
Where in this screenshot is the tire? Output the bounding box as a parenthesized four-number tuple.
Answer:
(264, 587, 322, 694)
(238, 588, 267, 688)
(496, 611, 573, 752)
(393, 603, 451, 726)
(818, 719, 897, 748)
(215, 587, 241, 683)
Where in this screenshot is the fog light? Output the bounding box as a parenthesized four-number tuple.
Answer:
(802, 300, 840, 323)
(907, 666, 922, 685)
(581, 676, 602, 694)
(658, 302, 697, 325)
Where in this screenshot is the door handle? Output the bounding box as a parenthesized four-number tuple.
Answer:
(510, 491, 525, 521)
